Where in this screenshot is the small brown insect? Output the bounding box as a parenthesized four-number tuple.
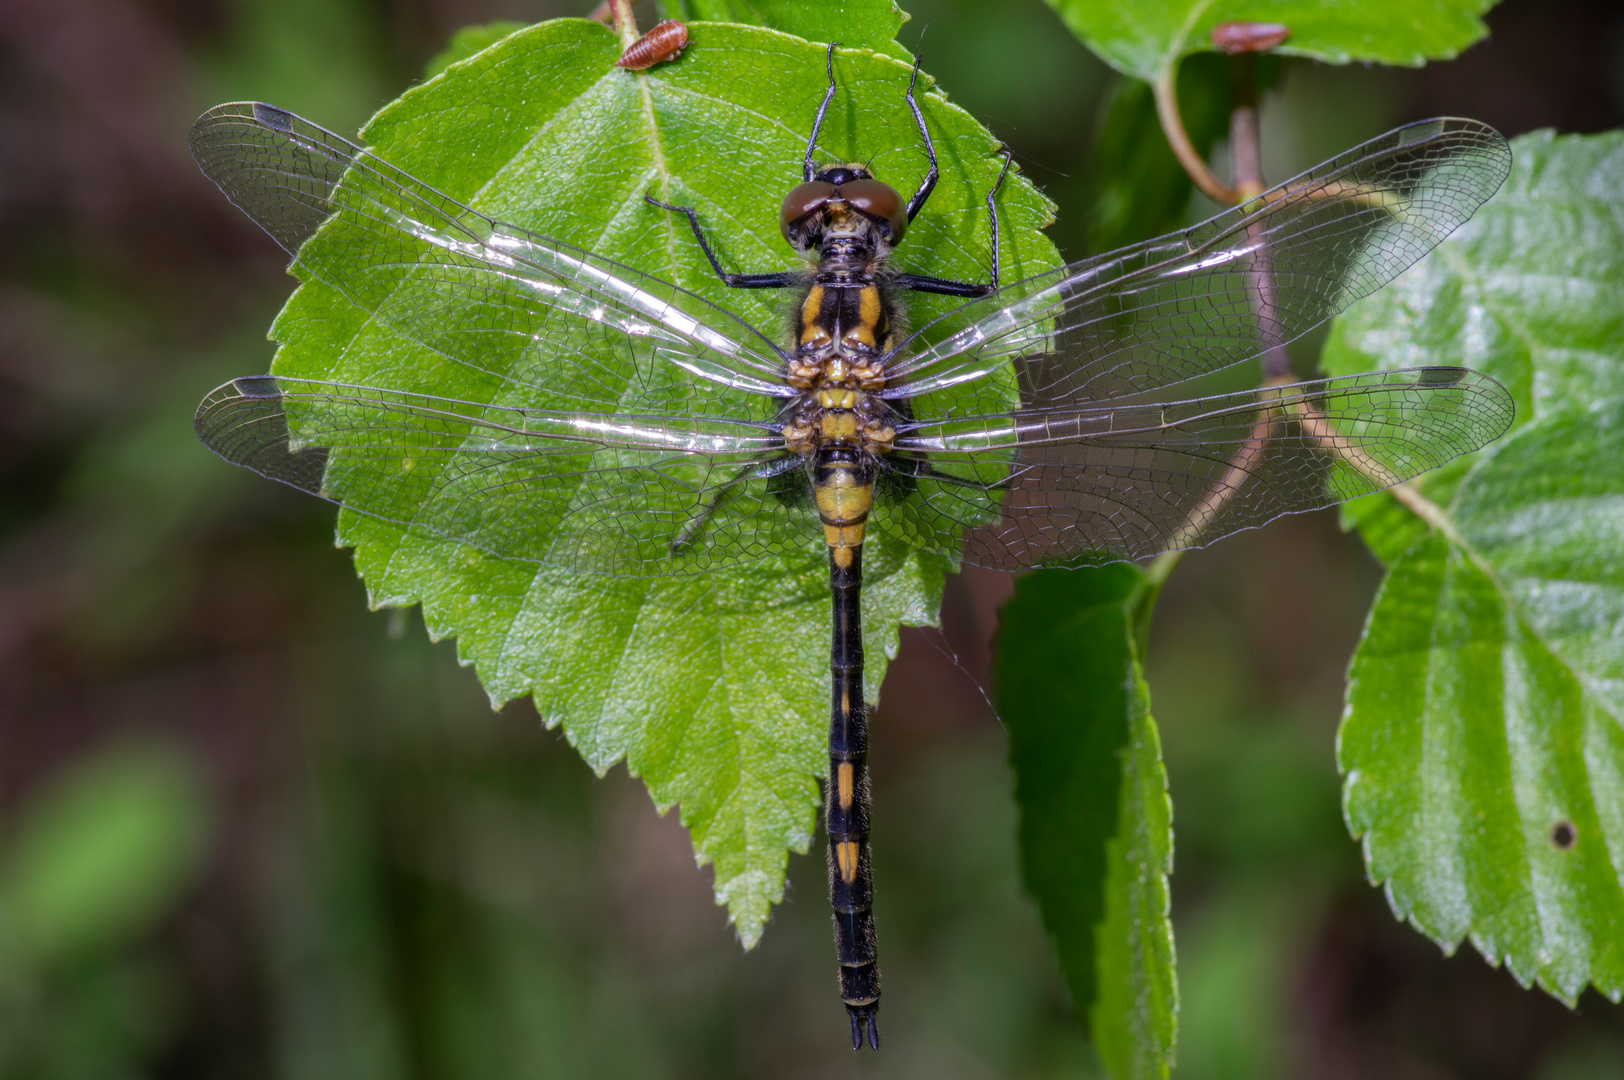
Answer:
(1210, 21, 1290, 54)
(615, 20, 689, 70)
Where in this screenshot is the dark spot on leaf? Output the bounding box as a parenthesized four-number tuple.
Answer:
(1550, 820, 1577, 849)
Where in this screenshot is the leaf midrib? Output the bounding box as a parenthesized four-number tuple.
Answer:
(1394, 467, 1621, 990)
(1402, 475, 1621, 722)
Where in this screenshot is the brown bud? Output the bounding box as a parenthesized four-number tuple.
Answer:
(1210, 21, 1290, 54)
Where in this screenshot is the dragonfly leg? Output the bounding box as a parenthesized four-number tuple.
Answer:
(893, 149, 1012, 298)
(668, 459, 790, 554)
(644, 194, 796, 289)
(901, 54, 940, 222)
(803, 42, 841, 181)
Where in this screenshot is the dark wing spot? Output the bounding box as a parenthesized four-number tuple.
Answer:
(1416, 367, 1469, 387)
(252, 103, 294, 132)
(234, 375, 283, 399)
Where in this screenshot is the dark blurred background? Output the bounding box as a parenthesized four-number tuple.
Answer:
(2, 0, 1623, 1076)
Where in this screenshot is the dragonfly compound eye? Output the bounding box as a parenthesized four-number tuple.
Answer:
(781, 181, 837, 244)
(839, 178, 907, 243)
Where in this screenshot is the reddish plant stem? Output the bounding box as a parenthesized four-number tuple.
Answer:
(607, 0, 638, 47)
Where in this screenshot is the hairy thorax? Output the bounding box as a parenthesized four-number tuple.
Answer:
(780, 186, 903, 462)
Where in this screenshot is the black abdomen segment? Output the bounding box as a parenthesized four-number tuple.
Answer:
(813, 448, 880, 1050)
(828, 541, 879, 1050)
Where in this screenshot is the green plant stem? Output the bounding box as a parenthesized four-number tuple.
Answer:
(608, 0, 639, 47)
(1153, 63, 1238, 205)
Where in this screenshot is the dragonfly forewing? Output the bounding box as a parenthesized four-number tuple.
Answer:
(196, 376, 819, 575)
(189, 103, 795, 408)
(879, 118, 1512, 414)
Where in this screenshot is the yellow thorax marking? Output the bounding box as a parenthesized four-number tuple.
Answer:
(843, 285, 881, 348)
(859, 285, 880, 328)
(844, 282, 883, 345)
(800, 285, 828, 347)
(816, 388, 859, 410)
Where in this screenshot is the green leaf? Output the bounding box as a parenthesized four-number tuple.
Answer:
(1082, 53, 1229, 253)
(1328, 131, 1624, 1004)
(656, 0, 909, 56)
(998, 562, 1177, 1078)
(0, 743, 208, 966)
(423, 20, 530, 80)
(268, 19, 1060, 945)
(1041, 0, 1496, 82)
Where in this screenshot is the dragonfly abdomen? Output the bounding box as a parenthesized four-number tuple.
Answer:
(823, 486, 879, 1049)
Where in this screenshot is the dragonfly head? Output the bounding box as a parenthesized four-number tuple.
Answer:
(781, 165, 907, 257)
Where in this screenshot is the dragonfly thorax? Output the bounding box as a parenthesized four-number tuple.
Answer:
(786, 280, 895, 392)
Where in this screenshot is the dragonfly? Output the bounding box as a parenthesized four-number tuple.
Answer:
(189, 43, 1513, 1051)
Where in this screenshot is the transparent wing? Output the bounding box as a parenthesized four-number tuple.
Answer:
(196, 376, 825, 575)
(188, 102, 794, 409)
(873, 367, 1515, 568)
(881, 118, 1511, 409)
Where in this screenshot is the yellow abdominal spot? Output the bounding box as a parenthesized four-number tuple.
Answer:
(835, 840, 860, 882)
(820, 412, 859, 441)
(816, 388, 858, 410)
(814, 476, 873, 523)
(837, 762, 854, 809)
(822, 523, 867, 547)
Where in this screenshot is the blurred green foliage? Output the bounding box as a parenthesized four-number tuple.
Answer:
(1040, 0, 1495, 80)
(0, 744, 207, 1078)
(999, 561, 1175, 1080)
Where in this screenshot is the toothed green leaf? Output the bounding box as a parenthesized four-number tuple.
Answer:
(1327, 130, 1624, 1005)
(267, 19, 1059, 945)
(999, 564, 1177, 1079)
(1041, 0, 1496, 82)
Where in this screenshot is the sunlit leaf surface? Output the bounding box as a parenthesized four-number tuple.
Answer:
(658, 0, 909, 57)
(1327, 130, 1624, 1004)
(1041, 0, 1495, 82)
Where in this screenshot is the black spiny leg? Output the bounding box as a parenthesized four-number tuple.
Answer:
(894, 149, 1014, 298)
(804, 42, 841, 181)
(901, 54, 940, 222)
(645, 195, 796, 289)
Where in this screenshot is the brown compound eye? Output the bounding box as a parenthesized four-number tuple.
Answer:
(780, 181, 836, 242)
(840, 178, 907, 242)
